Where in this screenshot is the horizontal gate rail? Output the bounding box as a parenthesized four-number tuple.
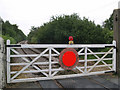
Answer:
(6, 40, 116, 83)
(10, 70, 113, 83)
(10, 52, 113, 58)
(9, 58, 113, 66)
(7, 44, 116, 48)
(10, 64, 113, 74)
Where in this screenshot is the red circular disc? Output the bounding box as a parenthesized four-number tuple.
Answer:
(59, 48, 79, 70)
(62, 51, 76, 66)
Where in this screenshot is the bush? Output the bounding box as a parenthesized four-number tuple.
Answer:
(0, 35, 16, 44)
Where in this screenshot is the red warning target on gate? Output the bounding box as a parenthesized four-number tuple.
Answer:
(59, 48, 79, 70)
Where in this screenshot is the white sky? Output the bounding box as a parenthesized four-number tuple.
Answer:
(0, 0, 119, 35)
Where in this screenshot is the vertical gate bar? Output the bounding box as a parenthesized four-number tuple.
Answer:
(7, 40, 10, 83)
(84, 47, 87, 73)
(49, 47, 52, 77)
(113, 40, 116, 72)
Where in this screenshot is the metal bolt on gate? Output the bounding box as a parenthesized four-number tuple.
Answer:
(6, 40, 116, 83)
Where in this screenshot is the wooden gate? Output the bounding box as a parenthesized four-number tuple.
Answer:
(6, 40, 116, 83)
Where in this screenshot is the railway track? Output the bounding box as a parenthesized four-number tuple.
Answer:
(7, 41, 119, 89)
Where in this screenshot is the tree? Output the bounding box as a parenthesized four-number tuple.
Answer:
(28, 14, 113, 44)
(102, 13, 114, 43)
(2, 20, 26, 43)
(102, 14, 113, 30)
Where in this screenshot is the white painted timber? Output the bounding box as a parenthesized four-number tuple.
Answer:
(10, 70, 113, 83)
(6, 39, 116, 83)
(7, 40, 10, 83)
(9, 44, 115, 48)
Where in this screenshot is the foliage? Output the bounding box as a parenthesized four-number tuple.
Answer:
(102, 13, 113, 44)
(2, 20, 26, 43)
(102, 14, 113, 30)
(0, 35, 16, 44)
(28, 14, 113, 44)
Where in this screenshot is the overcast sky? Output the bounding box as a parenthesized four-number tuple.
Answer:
(0, 0, 119, 35)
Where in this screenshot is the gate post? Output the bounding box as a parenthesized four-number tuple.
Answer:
(6, 40, 10, 83)
(0, 37, 6, 88)
(113, 9, 120, 75)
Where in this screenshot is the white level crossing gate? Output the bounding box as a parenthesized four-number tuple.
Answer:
(6, 40, 116, 83)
